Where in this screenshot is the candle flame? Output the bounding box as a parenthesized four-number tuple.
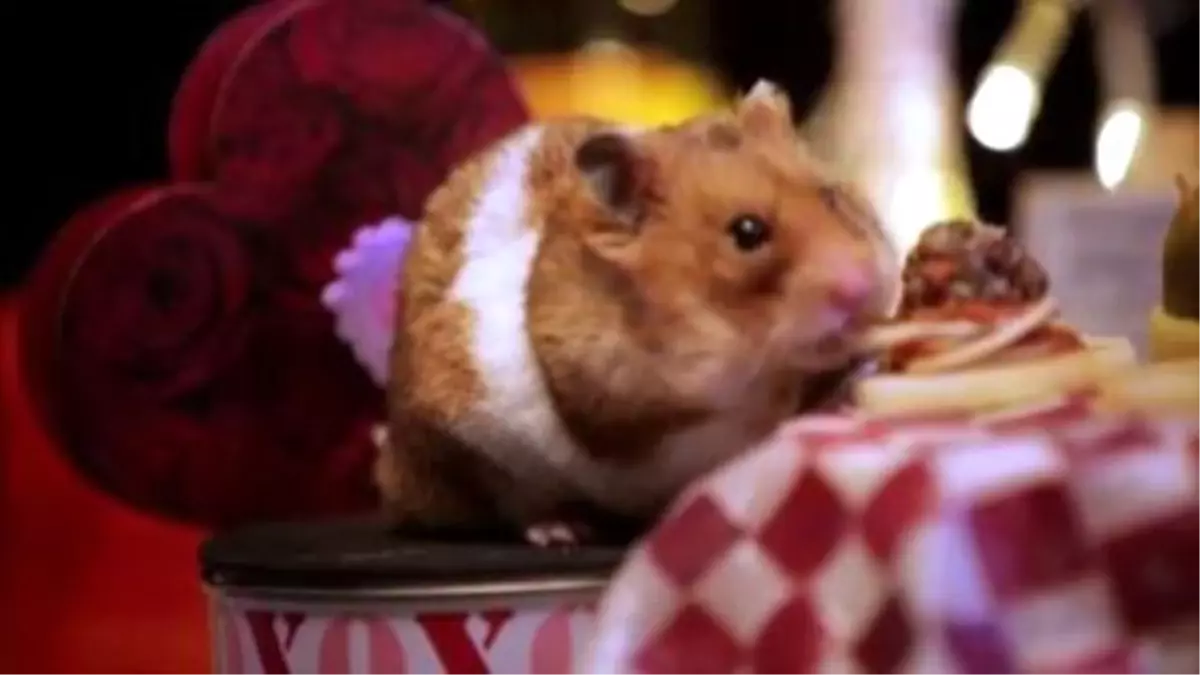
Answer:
(967, 64, 1040, 152)
(1095, 100, 1145, 191)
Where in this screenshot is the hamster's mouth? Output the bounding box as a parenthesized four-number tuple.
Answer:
(788, 333, 863, 372)
(787, 312, 878, 368)
(796, 357, 874, 412)
(814, 333, 852, 356)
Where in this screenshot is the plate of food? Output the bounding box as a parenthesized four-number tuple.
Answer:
(853, 219, 1151, 416)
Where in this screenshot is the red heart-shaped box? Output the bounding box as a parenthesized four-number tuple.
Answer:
(171, 0, 527, 288)
(18, 0, 528, 529)
(169, 0, 300, 183)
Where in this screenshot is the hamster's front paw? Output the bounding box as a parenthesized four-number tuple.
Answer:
(524, 520, 595, 548)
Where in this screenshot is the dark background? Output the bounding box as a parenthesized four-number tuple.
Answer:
(4, 0, 1196, 288)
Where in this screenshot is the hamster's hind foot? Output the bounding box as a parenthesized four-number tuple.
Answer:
(522, 507, 648, 548)
(524, 520, 594, 548)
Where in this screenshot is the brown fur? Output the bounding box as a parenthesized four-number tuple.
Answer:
(523, 119, 712, 464)
(381, 143, 511, 532)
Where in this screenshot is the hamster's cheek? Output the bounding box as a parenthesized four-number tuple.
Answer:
(866, 235, 903, 315)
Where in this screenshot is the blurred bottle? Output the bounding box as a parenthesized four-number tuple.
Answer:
(448, 0, 727, 124)
(805, 0, 976, 256)
(1149, 177, 1200, 362)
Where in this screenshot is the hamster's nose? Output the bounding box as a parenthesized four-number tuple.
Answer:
(826, 262, 876, 315)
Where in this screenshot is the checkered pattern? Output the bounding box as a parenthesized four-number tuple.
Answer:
(581, 398, 1199, 674)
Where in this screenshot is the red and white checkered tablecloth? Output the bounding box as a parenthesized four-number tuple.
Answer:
(581, 398, 1199, 674)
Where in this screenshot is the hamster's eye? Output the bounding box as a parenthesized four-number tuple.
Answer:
(727, 214, 772, 252)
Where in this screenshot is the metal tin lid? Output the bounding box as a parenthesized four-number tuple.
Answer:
(200, 516, 627, 594)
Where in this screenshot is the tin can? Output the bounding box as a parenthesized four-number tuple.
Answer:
(201, 517, 624, 673)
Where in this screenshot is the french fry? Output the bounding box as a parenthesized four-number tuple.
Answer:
(854, 337, 1138, 415)
(1093, 358, 1199, 415)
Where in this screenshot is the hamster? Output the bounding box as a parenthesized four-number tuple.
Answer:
(378, 80, 899, 546)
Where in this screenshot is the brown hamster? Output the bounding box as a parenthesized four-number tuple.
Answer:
(378, 80, 899, 545)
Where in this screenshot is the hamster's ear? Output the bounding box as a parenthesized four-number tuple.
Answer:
(575, 131, 650, 226)
(575, 131, 654, 270)
(736, 79, 794, 138)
